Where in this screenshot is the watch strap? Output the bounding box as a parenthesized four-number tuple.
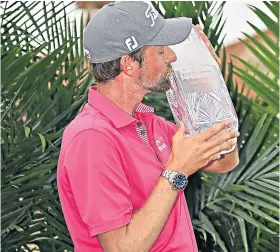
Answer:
(161, 170, 178, 180)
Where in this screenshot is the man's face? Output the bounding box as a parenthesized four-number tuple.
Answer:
(137, 46, 177, 93)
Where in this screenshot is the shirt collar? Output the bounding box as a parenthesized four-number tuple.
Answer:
(87, 86, 154, 128)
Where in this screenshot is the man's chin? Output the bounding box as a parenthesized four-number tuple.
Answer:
(145, 78, 171, 93)
(160, 81, 172, 92)
(150, 87, 171, 93)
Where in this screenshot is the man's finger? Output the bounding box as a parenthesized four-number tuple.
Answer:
(195, 24, 202, 31)
(175, 121, 185, 138)
(209, 153, 221, 161)
(204, 130, 239, 150)
(194, 27, 221, 66)
(206, 139, 236, 158)
(196, 121, 230, 141)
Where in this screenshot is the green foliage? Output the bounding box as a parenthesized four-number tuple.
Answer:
(1, 1, 91, 250)
(152, 2, 279, 251)
(1, 1, 279, 252)
(232, 1, 279, 113)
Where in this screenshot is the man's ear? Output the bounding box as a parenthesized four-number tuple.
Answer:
(120, 55, 138, 77)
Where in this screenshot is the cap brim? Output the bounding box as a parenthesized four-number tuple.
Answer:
(147, 17, 192, 46)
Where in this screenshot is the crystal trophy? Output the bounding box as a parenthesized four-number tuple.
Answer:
(166, 25, 238, 154)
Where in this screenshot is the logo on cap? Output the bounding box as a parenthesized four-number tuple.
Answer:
(125, 36, 138, 51)
(84, 48, 92, 61)
(145, 5, 158, 27)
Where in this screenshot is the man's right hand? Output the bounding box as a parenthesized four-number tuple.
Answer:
(166, 121, 240, 176)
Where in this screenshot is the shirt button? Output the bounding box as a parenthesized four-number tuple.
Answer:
(137, 122, 142, 127)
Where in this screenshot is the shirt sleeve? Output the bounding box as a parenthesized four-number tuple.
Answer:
(64, 129, 133, 237)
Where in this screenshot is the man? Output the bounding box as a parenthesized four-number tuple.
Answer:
(57, 1, 239, 251)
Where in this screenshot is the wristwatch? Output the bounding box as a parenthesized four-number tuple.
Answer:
(161, 170, 188, 190)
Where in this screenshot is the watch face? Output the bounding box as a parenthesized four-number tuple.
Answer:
(174, 174, 187, 189)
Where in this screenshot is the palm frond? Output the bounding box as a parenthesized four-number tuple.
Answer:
(232, 1, 279, 112)
(1, 1, 91, 250)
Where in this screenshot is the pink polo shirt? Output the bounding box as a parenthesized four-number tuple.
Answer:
(57, 86, 198, 251)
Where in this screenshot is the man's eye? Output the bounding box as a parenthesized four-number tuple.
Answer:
(160, 51, 164, 54)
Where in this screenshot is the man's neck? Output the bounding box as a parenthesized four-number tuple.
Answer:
(96, 83, 146, 117)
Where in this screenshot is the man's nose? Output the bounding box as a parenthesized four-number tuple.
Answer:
(164, 46, 177, 64)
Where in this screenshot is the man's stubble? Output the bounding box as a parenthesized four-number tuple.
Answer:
(138, 64, 172, 93)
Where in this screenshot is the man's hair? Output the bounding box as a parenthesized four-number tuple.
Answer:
(88, 46, 146, 83)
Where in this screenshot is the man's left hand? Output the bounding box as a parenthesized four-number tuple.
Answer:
(194, 24, 222, 68)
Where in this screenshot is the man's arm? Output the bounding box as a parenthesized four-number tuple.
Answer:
(98, 120, 238, 252)
(201, 145, 239, 173)
(97, 176, 180, 252)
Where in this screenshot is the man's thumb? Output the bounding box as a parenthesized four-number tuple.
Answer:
(177, 121, 185, 136)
